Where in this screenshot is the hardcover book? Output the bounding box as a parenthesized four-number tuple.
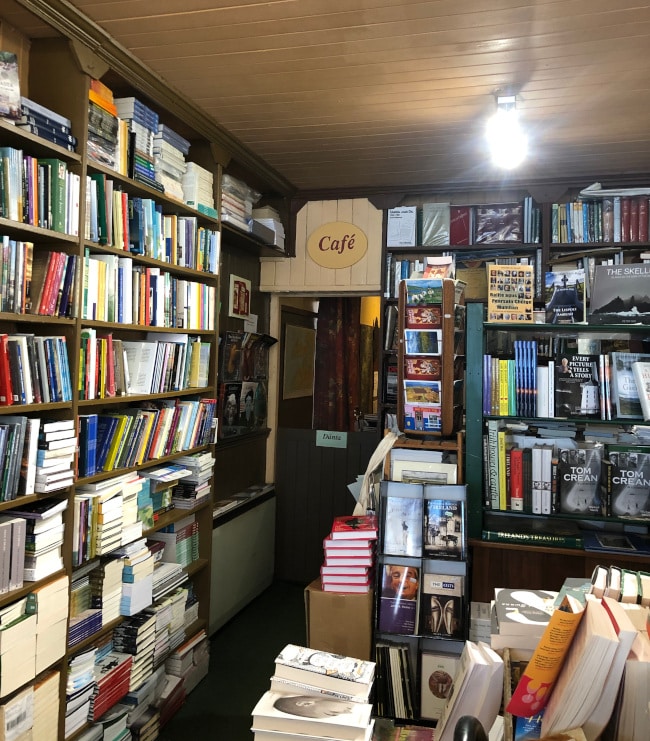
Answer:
(449, 205, 473, 246)
(421, 202, 450, 246)
(377, 562, 420, 634)
(420, 573, 464, 638)
(544, 267, 586, 323)
(423, 499, 465, 559)
(330, 515, 378, 541)
(486, 264, 534, 323)
(420, 651, 459, 721)
(556, 444, 603, 515)
(474, 202, 523, 244)
(493, 587, 556, 637)
(632, 360, 650, 421)
(589, 263, 650, 324)
(553, 353, 600, 417)
(604, 448, 650, 517)
(610, 352, 650, 418)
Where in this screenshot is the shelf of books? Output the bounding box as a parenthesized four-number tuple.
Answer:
(373, 444, 468, 725)
(0, 21, 234, 739)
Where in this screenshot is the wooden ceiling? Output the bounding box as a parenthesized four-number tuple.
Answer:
(7, 0, 650, 197)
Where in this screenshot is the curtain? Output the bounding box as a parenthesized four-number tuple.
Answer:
(313, 297, 361, 431)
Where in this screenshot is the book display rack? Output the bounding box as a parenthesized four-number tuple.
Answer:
(379, 189, 650, 602)
(0, 6, 289, 739)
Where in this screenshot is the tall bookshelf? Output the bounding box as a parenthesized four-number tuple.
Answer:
(378, 190, 650, 605)
(0, 11, 288, 738)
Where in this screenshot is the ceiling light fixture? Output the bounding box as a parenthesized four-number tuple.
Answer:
(486, 94, 527, 169)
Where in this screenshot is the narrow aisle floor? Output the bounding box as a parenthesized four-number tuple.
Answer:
(159, 580, 308, 740)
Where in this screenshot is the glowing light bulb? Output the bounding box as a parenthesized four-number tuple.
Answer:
(486, 104, 527, 169)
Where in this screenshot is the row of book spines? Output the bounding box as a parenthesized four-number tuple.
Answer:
(0, 333, 72, 406)
(481, 530, 584, 548)
(77, 400, 216, 478)
(81, 256, 216, 330)
(551, 197, 650, 244)
(79, 336, 208, 402)
(0, 149, 80, 235)
(374, 643, 415, 721)
(483, 352, 620, 422)
(87, 174, 219, 270)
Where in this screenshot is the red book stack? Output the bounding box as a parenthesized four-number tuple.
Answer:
(320, 514, 378, 594)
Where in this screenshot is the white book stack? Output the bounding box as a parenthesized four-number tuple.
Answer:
(89, 557, 124, 626)
(165, 629, 209, 695)
(33, 669, 60, 741)
(65, 647, 97, 737)
(153, 124, 189, 201)
(183, 161, 215, 212)
(28, 573, 69, 674)
(252, 205, 286, 250)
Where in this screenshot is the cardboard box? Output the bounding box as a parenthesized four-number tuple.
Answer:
(304, 578, 373, 661)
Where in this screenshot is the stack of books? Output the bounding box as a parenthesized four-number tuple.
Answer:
(27, 573, 68, 674)
(68, 562, 102, 647)
(88, 650, 133, 722)
(6, 497, 67, 582)
(171, 451, 215, 510)
(117, 539, 154, 617)
(89, 557, 124, 627)
(119, 664, 166, 739)
(151, 561, 186, 602)
(113, 612, 157, 692)
(114, 97, 162, 192)
(35, 419, 76, 492)
(33, 669, 60, 741)
(320, 514, 378, 594)
(121, 474, 146, 546)
(86, 80, 118, 170)
(17, 96, 77, 152)
(252, 205, 285, 250)
(156, 673, 186, 730)
(183, 161, 215, 215)
(65, 647, 98, 737)
(252, 644, 375, 741)
(147, 587, 188, 666)
(164, 628, 209, 695)
(148, 513, 199, 569)
(153, 123, 189, 202)
(220, 172, 254, 231)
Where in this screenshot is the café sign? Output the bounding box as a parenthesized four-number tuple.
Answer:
(307, 221, 368, 269)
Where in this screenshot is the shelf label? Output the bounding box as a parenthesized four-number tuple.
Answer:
(316, 430, 348, 448)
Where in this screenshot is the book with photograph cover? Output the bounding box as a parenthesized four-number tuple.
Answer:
(381, 482, 424, 558)
(589, 263, 650, 325)
(474, 202, 523, 244)
(405, 305, 442, 329)
(420, 651, 460, 722)
(423, 499, 465, 559)
(544, 267, 586, 324)
(420, 573, 465, 639)
(610, 352, 650, 418)
(403, 330, 442, 356)
(404, 279, 443, 306)
(0, 52, 21, 120)
(404, 356, 442, 381)
(486, 264, 534, 323)
(553, 353, 600, 417)
(557, 444, 603, 515)
(377, 562, 420, 635)
(251, 689, 373, 740)
(603, 447, 650, 518)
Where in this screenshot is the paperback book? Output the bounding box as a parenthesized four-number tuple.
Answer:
(544, 267, 586, 323)
(610, 352, 650, 418)
(419, 573, 464, 638)
(377, 562, 420, 635)
(603, 447, 650, 517)
(632, 360, 650, 421)
(589, 263, 650, 325)
(381, 483, 424, 558)
(419, 651, 459, 721)
(553, 353, 600, 417)
(486, 264, 534, 323)
(556, 444, 603, 515)
(423, 499, 465, 559)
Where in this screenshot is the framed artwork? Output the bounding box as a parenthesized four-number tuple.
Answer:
(283, 324, 316, 399)
(228, 274, 251, 318)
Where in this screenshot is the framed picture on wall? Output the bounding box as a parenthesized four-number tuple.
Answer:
(228, 274, 252, 318)
(283, 324, 316, 399)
